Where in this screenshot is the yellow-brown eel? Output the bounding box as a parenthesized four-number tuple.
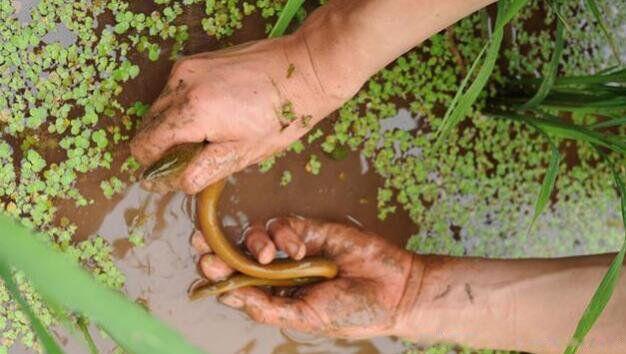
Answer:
(142, 143, 338, 299)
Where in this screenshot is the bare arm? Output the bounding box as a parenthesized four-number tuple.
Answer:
(396, 254, 626, 353)
(299, 0, 497, 100)
(194, 217, 625, 353)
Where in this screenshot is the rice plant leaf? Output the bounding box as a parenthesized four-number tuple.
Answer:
(584, 0, 621, 64)
(439, 43, 489, 129)
(546, 0, 572, 33)
(528, 135, 561, 232)
(0, 214, 205, 354)
(519, 18, 565, 109)
(77, 317, 99, 354)
(495, 0, 531, 30)
(0, 263, 64, 354)
(588, 116, 626, 130)
(268, 0, 305, 38)
(489, 111, 626, 155)
(436, 0, 529, 142)
(564, 156, 626, 354)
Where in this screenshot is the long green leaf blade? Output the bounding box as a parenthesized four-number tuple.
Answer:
(564, 159, 626, 354)
(489, 111, 626, 155)
(547, 0, 572, 33)
(268, 0, 305, 38)
(528, 135, 561, 232)
(589, 116, 626, 130)
(0, 263, 64, 354)
(520, 18, 565, 109)
(436, 0, 529, 142)
(584, 0, 621, 64)
(495, 0, 531, 30)
(0, 214, 205, 354)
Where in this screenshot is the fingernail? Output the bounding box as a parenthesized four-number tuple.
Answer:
(219, 293, 244, 309)
(258, 243, 274, 265)
(251, 239, 266, 255)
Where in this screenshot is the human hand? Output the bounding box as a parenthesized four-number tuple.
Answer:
(191, 217, 422, 339)
(130, 33, 358, 194)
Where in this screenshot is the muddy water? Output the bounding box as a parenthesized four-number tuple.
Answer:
(58, 137, 417, 354)
(66, 147, 414, 354)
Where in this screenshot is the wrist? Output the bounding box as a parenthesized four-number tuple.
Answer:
(291, 3, 373, 107)
(392, 254, 427, 340)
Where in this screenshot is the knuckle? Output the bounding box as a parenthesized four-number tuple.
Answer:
(171, 58, 196, 76)
(184, 86, 203, 103)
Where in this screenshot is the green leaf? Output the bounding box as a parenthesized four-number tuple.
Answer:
(0, 263, 64, 354)
(489, 111, 626, 155)
(268, 0, 305, 38)
(528, 134, 561, 233)
(519, 17, 565, 109)
(148, 46, 160, 62)
(0, 214, 205, 354)
(584, 0, 621, 64)
(588, 116, 626, 130)
(436, 0, 529, 143)
(77, 317, 99, 354)
(546, 0, 572, 33)
(564, 156, 626, 354)
(494, 0, 531, 30)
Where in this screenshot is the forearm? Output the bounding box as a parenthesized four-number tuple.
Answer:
(396, 254, 626, 353)
(293, 0, 496, 101)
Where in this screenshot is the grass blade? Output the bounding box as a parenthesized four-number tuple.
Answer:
(77, 317, 99, 354)
(489, 111, 626, 155)
(519, 18, 565, 109)
(440, 43, 489, 129)
(268, 0, 305, 38)
(547, 0, 572, 33)
(436, 0, 529, 142)
(584, 0, 621, 64)
(564, 156, 626, 354)
(0, 264, 64, 354)
(528, 133, 561, 233)
(0, 214, 205, 354)
(588, 116, 626, 130)
(495, 0, 531, 30)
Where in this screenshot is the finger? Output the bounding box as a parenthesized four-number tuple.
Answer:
(199, 254, 235, 282)
(190, 230, 211, 254)
(267, 219, 306, 260)
(244, 224, 276, 265)
(218, 287, 324, 333)
(130, 102, 206, 166)
(271, 217, 369, 260)
(179, 142, 246, 194)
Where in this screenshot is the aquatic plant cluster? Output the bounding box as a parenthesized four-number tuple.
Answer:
(0, 0, 624, 352)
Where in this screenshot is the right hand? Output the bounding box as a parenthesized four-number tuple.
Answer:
(130, 34, 355, 194)
(191, 217, 422, 339)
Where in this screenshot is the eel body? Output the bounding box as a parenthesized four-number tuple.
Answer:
(142, 144, 338, 298)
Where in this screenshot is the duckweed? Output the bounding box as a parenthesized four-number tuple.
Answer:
(1, 0, 624, 352)
(318, 0, 625, 259)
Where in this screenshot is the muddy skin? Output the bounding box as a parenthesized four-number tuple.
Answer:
(143, 146, 338, 297)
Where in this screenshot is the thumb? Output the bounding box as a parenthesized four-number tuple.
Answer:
(218, 287, 325, 333)
(179, 142, 246, 194)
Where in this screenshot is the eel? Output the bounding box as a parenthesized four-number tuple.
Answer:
(142, 143, 338, 298)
